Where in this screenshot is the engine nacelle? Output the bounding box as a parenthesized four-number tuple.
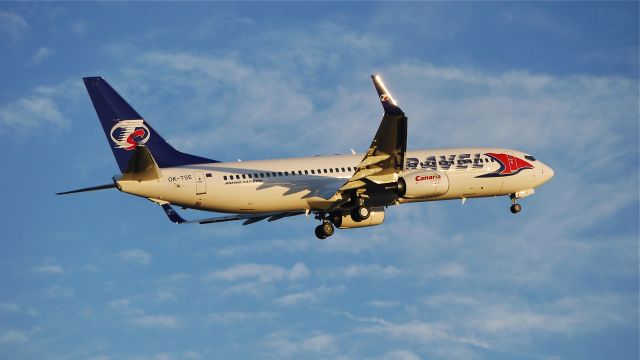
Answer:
(397, 171, 449, 199)
(333, 208, 385, 229)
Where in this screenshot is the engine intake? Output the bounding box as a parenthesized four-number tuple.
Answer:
(397, 171, 449, 199)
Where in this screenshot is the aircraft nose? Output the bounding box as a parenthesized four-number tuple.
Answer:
(541, 164, 554, 183)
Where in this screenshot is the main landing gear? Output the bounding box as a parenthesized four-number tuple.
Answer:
(351, 205, 370, 222)
(315, 221, 334, 240)
(510, 194, 522, 214)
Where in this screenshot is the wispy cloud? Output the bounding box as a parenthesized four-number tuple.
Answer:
(205, 262, 309, 283)
(376, 350, 422, 360)
(33, 264, 64, 275)
(207, 311, 274, 325)
(0, 329, 29, 344)
(31, 46, 55, 64)
(262, 331, 338, 357)
(45, 285, 75, 299)
(320, 264, 402, 279)
(130, 314, 182, 329)
(0, 302, 37, 316)
(0, 11, 29, 42)
(107, 297, 182, 329)
(116, 249, 152, 266)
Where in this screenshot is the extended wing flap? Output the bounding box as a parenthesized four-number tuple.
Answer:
(159, 204, 304, 226)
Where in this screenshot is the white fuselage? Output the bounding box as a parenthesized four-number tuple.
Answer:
(116, 147, 554, 213)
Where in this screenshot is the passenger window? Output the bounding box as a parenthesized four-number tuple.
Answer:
(335, 168, 339, 172)
(341, 167, 345, 172)
(242, 174, 246, 179)
(260, 173, 264, 178)
(247, 174, 252, 178)
(285, 171, 289, 176)
(278, 172, 283, 176)
(329, 168, 334, 173)
(235, 175, 240, 179)
(304, 170, 308, 175)
(318, 169, 322, 174)
(223, 176, 227, 180)
(298, 170, 302, 175)
(266, 173, 271, 177)
(311, 169, 315, 174)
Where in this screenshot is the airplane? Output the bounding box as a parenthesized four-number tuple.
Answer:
(58, 74, 554, 239)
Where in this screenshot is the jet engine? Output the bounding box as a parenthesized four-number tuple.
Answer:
(332, 208, 385, 229)
(397, 171, 449, 199)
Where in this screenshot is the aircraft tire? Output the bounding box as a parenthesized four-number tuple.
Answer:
(322, 222, 335, 237)
(315, 225, 327, 239)
(354, 205, 371, 221)
(510, 204, 522, 214)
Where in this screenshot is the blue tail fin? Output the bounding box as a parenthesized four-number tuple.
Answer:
(83, 77, 218, 172)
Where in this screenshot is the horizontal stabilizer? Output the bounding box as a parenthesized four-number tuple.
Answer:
(56, 183, 117, 195)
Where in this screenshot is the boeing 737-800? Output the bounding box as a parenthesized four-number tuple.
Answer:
(58, 75, 554, 239)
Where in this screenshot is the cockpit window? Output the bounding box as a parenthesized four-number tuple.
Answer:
(524, 155, 536, 161)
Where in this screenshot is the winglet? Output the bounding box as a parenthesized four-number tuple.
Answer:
(371, 74, 404, 116)
(161, 204, 186, 224)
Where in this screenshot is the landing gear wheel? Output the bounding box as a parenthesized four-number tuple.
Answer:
(315, 226, 327, 240)
(315, 222, 334, 240)
(322, 221, 335, 237)
(510, 203, 522, 214)
(351, 205, 370, 222)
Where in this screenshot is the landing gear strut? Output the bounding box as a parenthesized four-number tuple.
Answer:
(314, 220, 334, 240)
(510, 194, 522, 214)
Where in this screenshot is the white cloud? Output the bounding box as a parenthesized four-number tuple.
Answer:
(432, 263, 466, 278)
(263, 331, 337, 357)
(0, 329, 28, 344)
(205, 262, 309, 283)
(273, 285, 343, 306)
(131, 314, 182, 329)
(33, 264, 64, 275)
(207, 311, 274, 324)
(377, 350, 422, 360)
(0, 96, 67, 132)
(183, 351, 202, 359)
(361, 319, 491, 349)
(368, 300, 400, 308)
(273, 291, 316, 306)
(116, 249, 152, 265)
(31, 46, 55, 64)
(321, 264, 401, 279)
(45, 285, 75, 299)
(0, 11, 29, 42)
(0, 302, 36, 316)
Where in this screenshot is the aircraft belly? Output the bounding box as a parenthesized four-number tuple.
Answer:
(199, 182, 317, 213)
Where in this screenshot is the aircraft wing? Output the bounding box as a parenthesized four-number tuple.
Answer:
(333, 75, 407, 197)
(160, 204, 305, 226)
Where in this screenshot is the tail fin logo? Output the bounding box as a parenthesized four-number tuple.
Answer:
(110, 120, 150, 150)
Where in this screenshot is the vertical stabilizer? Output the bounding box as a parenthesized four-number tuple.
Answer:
(83, 77, 218, 172)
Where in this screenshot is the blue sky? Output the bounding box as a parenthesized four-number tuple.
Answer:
(0, 2, 638, 360)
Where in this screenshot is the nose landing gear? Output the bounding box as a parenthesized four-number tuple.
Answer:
(510, 194, 522, 214)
